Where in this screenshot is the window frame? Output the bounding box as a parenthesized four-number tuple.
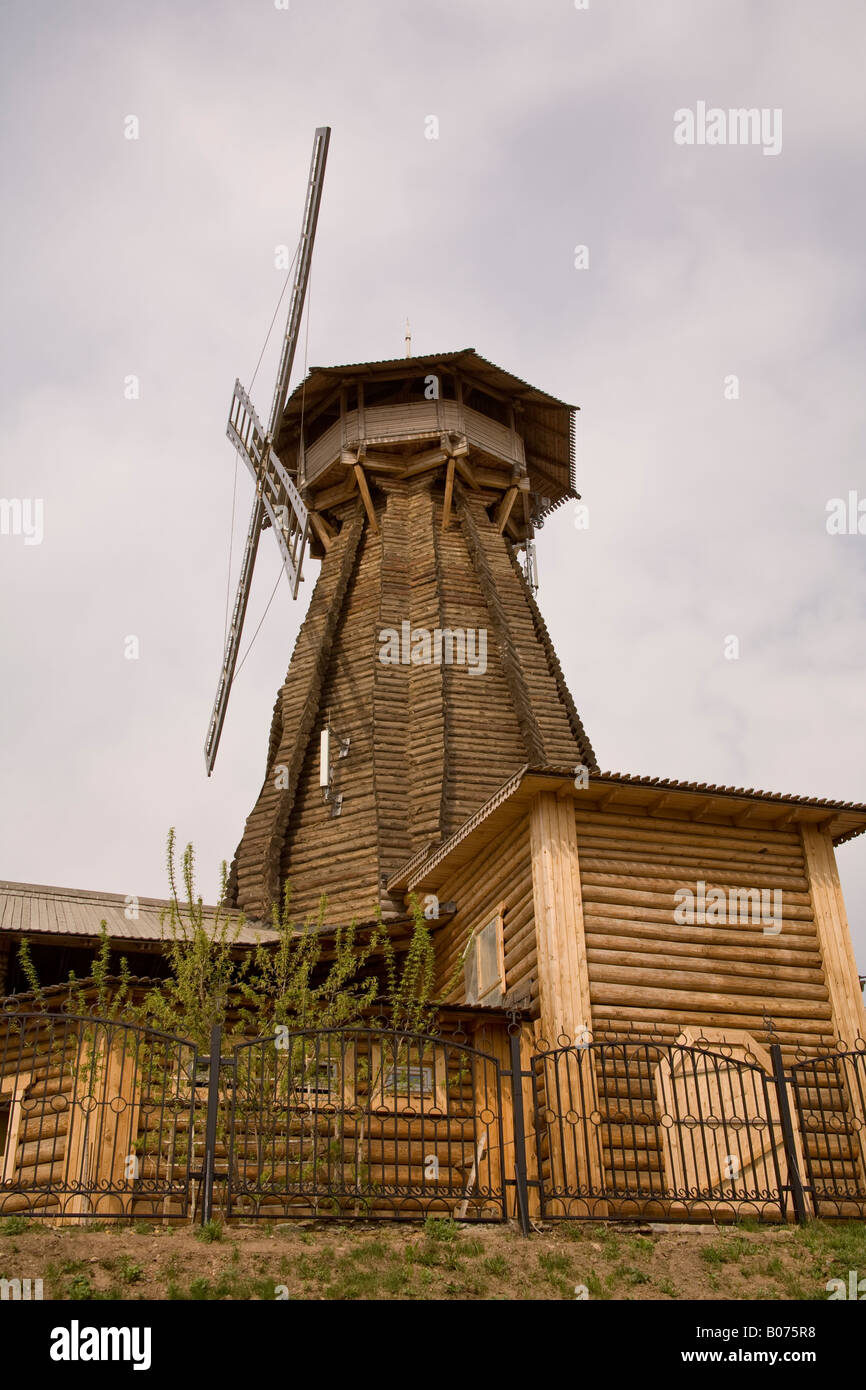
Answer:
(369, 1044, 448, 1115)
(463, 904, 506, 1008)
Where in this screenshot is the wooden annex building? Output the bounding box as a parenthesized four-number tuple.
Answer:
(2, 348, 865, 1224)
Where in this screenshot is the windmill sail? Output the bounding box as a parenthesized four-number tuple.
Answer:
(204, 127, 330, 776)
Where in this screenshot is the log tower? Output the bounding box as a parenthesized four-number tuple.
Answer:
(226, 349, 596, 923)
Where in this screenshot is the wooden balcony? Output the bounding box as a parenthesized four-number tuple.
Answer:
(301, 399, 526, 490)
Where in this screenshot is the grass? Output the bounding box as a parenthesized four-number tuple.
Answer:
(0, 1216, 35, 1236)
(195, 1220, 223, 1244)
(4, 1216, 866, 1301)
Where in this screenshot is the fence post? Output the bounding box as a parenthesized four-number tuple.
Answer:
(201, 1024, 222, 1226)
(770, 1042, 808, 1226)
(507, 1022, 532, 1237)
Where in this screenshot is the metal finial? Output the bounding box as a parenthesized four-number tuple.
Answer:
(404, 318, 411, 357)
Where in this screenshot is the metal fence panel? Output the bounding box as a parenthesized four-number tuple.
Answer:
(0, 1012, 200, 1221)
(789, 1046, 866, 1219)
(222, 1026, 507, 1222)
(530, 1037, 793, 1223)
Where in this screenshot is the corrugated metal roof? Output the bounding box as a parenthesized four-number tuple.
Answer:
(0, 882, 281, 945)
(285, 348, 577, 411)
(591, 769, 866, 817)
(391, 766, 866, 891)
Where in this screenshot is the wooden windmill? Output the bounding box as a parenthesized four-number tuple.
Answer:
(207, 129, 597, 925)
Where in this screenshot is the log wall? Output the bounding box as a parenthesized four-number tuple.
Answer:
(434, 815, 535, 1010)
(573, 805, 834, 1053)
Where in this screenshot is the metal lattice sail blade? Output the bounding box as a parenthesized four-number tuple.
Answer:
(227, 378, 270, 479)
(204, 496, 264, 776)
(204, 126, 330, 774)
(268, 126, 331, 435)
(228, 379, 309, 598)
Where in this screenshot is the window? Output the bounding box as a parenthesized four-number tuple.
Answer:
(370, 1046, 447, 1114)
(301, 1058, 340, 1099)
(382, 1064, 434, 1098)
(463, 909, 506, 1007)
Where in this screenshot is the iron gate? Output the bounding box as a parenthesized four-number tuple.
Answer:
(528, 1036, 809, 1223)
(4, 1010, 865, 1228)
(219, 1025, 508, 1222)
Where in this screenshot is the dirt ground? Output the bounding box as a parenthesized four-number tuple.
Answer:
(1, 1214, 863, 1301)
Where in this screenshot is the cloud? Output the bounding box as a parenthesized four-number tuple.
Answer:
(1, 0, 864, 973)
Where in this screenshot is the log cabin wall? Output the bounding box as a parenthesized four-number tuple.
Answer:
(433, 815, 535, 1012)
(570, 798, 864, 1206)
(572, 803, 837, 1056)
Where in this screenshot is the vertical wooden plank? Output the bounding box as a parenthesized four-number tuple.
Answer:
(801, 824, 866, 1045)
(529, 791, 605, 1204)
(93, 1038, 140, 1218)
(801, 823, 866, 1198)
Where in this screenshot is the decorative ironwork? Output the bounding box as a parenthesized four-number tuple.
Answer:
(789, 1047, 866, 1219)
(0, 1012, 200, 1221)
(529, 1035, 797, 1224)
(221, 1026, 507, 1222)
(4, 1012, 865, 1228)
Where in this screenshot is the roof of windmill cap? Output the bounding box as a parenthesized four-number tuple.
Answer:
(278, 347, 579, 519)
(283, 348, 578, 412)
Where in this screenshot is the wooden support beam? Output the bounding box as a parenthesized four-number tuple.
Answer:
(311, 477, 359, 510)
(529, 791, 606, 1205)
(801, 822, 866, 1193)
(353, 463, 379, 534)
(495, 485, 518, 534)
(402, 447, 448, 478)
(692, 798, 729, 822)
(529, 792, 593, 1042)
(442, 458, 455, 531)
(353, 450, 406, 472)
(454, 456, 480, 490)
(801, 824, 866, 1045)
(308, 511, 335, 552)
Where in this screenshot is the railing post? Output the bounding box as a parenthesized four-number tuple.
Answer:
(507, 1022, 532, 1237)
(201, 1024, 222, 1226)
(770, 1042, 809, 1226)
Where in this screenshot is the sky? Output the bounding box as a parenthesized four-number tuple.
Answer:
(1, 0, 864, 971)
